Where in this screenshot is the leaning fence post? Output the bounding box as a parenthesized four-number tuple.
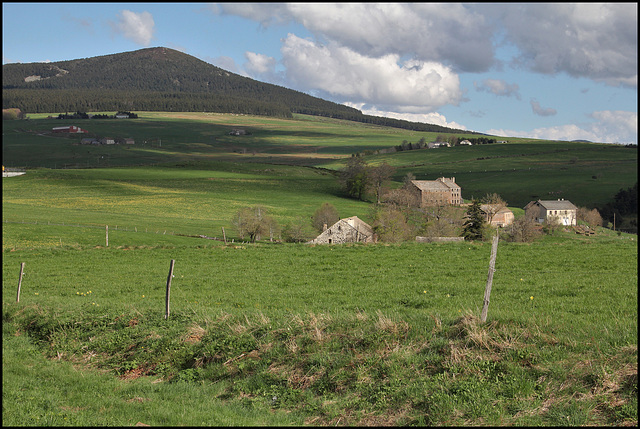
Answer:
(165, 259, 175, 320)
(222, 227, 227, 245)
(16, 262, 25, 303)
(481, 233, 499, 323)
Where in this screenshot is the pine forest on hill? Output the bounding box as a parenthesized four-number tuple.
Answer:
(2, 47, 470, 134)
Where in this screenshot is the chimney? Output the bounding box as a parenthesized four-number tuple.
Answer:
(323, 223, 327, 231)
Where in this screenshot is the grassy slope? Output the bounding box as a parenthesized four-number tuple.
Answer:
(2, 112, 637, 425)
(3, 112, 636, 211)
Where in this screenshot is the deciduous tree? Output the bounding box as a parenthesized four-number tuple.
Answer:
(233, 206, 276, 243)
(311, 202, 339, 232)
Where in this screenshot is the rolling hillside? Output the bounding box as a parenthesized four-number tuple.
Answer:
(2, 47, 467, 133)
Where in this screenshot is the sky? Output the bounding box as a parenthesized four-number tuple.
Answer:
(2, 3, 637, 144)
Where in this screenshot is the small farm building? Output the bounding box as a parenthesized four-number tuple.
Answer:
(52, 125, 87, 134)
(459, 140, 472, 145)
(408, 177, 462, 207)
(309, 216, 375, 244)
(524, 199, 578, 226)
(480, 204, 514, 227)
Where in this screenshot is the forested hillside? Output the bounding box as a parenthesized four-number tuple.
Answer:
(2, 47, 467, 133)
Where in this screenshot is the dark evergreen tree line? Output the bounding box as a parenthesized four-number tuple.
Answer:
(3, 47, 473, 134)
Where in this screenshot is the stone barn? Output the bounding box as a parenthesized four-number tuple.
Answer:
(309, 216, 375, 244)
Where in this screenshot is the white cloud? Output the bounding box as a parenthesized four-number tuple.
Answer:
(486, 110, 637, 144)
(530, 99, 557, 117)
(216, 3, 637, 87)
(281, 34, 462, 112)
(475, 79, 520, 99)
(348, 104, 468, 131)
(497, 3, 637, 87)
(215, 3, 494, 73)
(113, 10, 155, 46)
(244, 52, 276, 75)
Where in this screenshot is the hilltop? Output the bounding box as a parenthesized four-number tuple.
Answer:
(2, 47, 468, 134)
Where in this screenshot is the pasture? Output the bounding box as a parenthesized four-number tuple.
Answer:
(2, 112, 637, 426)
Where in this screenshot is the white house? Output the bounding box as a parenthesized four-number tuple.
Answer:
(524, 199, 578, 226)
(459, 140, 472, 146)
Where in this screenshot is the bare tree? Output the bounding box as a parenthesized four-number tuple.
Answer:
(282, 217, 315, 243)
(382, 187, 418, 209)
(372, 206, 413, 243)
(506, 214, 541, 242)
(368, 161, 396, 204)
(311, 202, 339, 232)
(233, 206, 277, 242)
(578, 207, 603, 229)
(480, 193, 507, 225)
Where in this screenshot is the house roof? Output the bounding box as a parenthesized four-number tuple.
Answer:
(411, 178, 460, 191)
(525, 200, 577, 211)
(339, 216, 374, 234)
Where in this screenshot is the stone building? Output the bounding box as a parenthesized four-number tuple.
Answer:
(480, 204, 514, 227)
(309, 216, 375, 244)
(524, 199, 578, 226)
(408, 177, 462, 207)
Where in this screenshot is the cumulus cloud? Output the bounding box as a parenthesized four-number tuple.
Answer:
(486, 110, 637, 144)
(244, 52, 276, 75)
(348, 103, 468, 131)
(113, 10, 155, 46)
(214, 3, 494, 73)
(475, 79, 521, 99)
(530, 99, 557, 117)
(497, 3, 637, 87)
(281, 34, 463, 112)
(215, 3, 637, 87)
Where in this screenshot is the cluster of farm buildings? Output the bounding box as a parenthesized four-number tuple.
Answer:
(311, 177, 578, 244)
(51, 125, 135, 146)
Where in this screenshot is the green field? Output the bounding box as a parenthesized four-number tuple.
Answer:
(2, 112, 637, 426)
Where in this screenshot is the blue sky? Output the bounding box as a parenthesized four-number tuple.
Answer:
(3, 3, 637, 144)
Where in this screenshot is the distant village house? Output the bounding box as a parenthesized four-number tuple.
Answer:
(459, 140, 472, 146)
(408, 177, 462, 207)
(524, 199, 578, 226)
(309, 216, 375, 244)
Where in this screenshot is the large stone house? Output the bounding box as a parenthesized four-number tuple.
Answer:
(408, 177, 462, 207)
(480, 204, 514, 227)
(309, 216, 375, 244)
(524, 199, 578, 226)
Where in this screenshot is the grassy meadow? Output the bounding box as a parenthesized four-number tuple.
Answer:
(2, 112, 637, 426)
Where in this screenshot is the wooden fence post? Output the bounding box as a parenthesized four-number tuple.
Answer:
(106, 225, 109, 247)
(16, 262, 25, 303)
(165, 259, 175, 320)
(481, 233, 499, 323)
(222, 227, 227, 245)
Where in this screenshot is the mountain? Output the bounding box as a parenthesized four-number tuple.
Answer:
(2, 47, 467, 133)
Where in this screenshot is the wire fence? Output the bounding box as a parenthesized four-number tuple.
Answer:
(1, 218, 247, 244)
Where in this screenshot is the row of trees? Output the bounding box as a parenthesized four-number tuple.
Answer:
(56, 110, 138, 119)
